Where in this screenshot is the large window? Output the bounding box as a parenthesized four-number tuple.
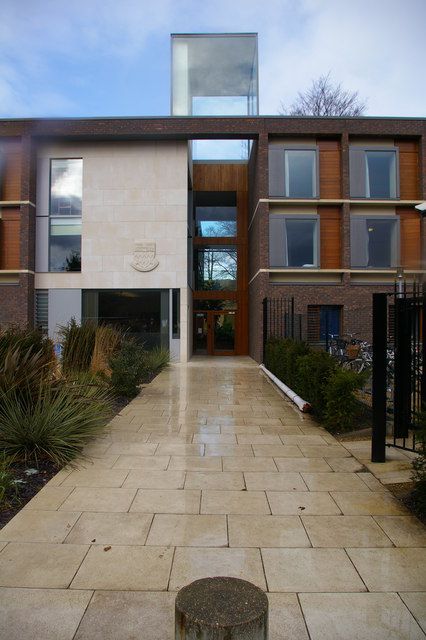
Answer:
(194, 192, 237, 237)
(350, 147, 398, 199)
(49, 159, 82, 271)
(194, 246, 237, 290)
(350, 216, 399, 268)
(269, 215, 319, 268)
(269, 147, 318, 198)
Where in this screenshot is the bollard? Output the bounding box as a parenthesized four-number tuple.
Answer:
(175, 576, 268, 639)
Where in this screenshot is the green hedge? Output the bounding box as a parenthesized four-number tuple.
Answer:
(265, 337, 366, 432)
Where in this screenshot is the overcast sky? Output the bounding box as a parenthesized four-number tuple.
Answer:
(1, 0, 425, 119)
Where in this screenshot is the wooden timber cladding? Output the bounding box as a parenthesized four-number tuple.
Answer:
(399, 208, 421, 269)
(396, 140, 420, 200)
(192, 163, 248, 191)
(0, 208, 20, 269)
(318, 139, 341, 199)
(319, 206, 341, 269)
(0, 139, 22, 201)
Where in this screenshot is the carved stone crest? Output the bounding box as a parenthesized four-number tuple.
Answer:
(130, 241, 159, 272)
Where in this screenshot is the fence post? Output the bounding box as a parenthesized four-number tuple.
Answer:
(262, 297, 268, 363)
(394, 297, 411, 438)
(422, 291, 426, 409)
(371, 293, 387, 462)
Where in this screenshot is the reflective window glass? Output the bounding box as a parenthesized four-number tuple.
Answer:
(365, 151, 396, 198)
(367, 219, 396, 267)
(285, 150, 316, 198)
(49, 218, 81, 272)
(50, 159, 82, 216)
(194, 246, 237, 290)
(286, 219, 317, 267)
(195, 207, 237, 237)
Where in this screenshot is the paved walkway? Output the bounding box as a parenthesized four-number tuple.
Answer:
(0, 357, 425, 639)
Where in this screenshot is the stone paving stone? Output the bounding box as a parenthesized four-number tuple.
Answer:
(267, 593, 310, 640)
(253, 444, 304, 458)
(324, 457, 365, 472)
(22, 485, 74, 510)
(299, 593, 425, 640)
(0, 543, 7, 553)
(184, 471, 245, 490)
(301, 515, 393, 547)
(205, 444, 254, 457)
(169, 547, 267, 591)
(105, 442, 158, 455)
(399, 593, 426, 634)
(112, 455, 170, 470)
(267, 492, 341, 515)
(108, 430, 150, 442)
(262, 548, 366, 593)
(373, 516, 426, 547)
(146, 514, 227, 547)
(148, 433, 193, 443)
(223, 456, 278, 472)
(60, 468, 129, 487)
(192, 433, 237, 444)
(228, 515, 311, 548)
(356, 472, 388, 491)
(300, 445, 351, 458)
(123, 470, 185, 489)
(280, 435, 328, 446)
(236, 434, 282, 444)
(156, 443, 205, 456)
(0, 587, 93, 640)
(221, 425, 263, 434)
(168, 456, 222, 471)
(0, 510, 80, 543)
(244, 472, 307, 492)
(201, 490, 270, 515)
(274, 458, 332, 473)
(64, 512, 153, 545)
(331, 491, 410, 515)
(71, 545, 174, 590)
(347, 548, 426, 592)
(302, 473, 372, 492)
(60, 487, 137, 512)
(74, 591, 175, 640)
(130, 489, 200, 514)
(0, 542, 89, 588)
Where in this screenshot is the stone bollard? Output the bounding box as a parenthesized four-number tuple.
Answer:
(175, 576, 268, 639)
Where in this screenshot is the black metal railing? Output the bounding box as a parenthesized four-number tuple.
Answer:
(372, 282, 425, 460)
(262, 297, 302, 362)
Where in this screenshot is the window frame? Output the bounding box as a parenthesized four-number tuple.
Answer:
(48, 158, 83, 272)
(349, 146, 399, 200)
(269, 213, 320, 269)
(269, 145, 319, 199)
(350, 214, 400, 269)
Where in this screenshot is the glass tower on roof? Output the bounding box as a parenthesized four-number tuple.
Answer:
(171, 33, 258, 117)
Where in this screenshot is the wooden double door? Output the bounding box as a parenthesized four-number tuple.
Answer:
(193, 310, 236, 356)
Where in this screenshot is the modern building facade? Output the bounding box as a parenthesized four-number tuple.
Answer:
(0, 35, 425, 362)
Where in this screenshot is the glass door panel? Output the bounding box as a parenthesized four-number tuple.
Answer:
(194, 312, 208, 354)
(213, 312, 235, 353)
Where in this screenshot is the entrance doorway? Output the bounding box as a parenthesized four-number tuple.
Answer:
(193, 310, 236, 355)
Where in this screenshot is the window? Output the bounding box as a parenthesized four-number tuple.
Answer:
(269, 215, 319, 268)
(194, 246, 237, 290)
(172, 289, 180, 339)
(194, 192, 237, 237)
(349, 147, 398, 199)
(35, 290, 48, 335)
(350, 216, 399, 268)
(49, 159, 82, 272)
(269, 146, 318, 198)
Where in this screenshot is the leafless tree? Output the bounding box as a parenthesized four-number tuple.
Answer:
(281, 73, 366, 117)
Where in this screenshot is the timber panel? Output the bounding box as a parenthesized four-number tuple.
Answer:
(319, 206, 341, 269)
(0, 207, 20, 269)
(399, 208, 421, 269)
(319, 139, 341, 199)
(193, 163, 248, 192)
(396, 140, 420, 200)
(1, 140, 22, 201)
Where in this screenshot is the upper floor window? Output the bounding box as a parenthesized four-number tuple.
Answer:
(194, 245, 237, 290)
(350, 216, 399, 268)
(49, 159, 82, 272)
(194, 192, 237, 237)
(269, 214, 319, 268)
(269, 146, 318, 198)
(350, 147, 398, 199)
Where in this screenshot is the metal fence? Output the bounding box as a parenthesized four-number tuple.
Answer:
(372, 282, 425, 460)
(262, 297, 303, 361)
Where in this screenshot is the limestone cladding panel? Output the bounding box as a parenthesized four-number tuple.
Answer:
(36, 141, 188, 290)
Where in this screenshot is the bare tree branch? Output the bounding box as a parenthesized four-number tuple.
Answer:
(280, 72, 366, 117)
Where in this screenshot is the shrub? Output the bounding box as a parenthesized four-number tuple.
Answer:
(0, 325, 54, 367)
(109, 340, 148, 398)
(265, 337, 309, 390)
(296, 349, 337, 418)
(0, 379, 114, 466)
(141, 346, 170, 379)
(90, 324, 123, 375)
(323, 369, 367, 432)
(411, 416, 426, 519)
(0, 327, 55, 394)
(59, 319, 97, 373)
(0, 453, 16, 508)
